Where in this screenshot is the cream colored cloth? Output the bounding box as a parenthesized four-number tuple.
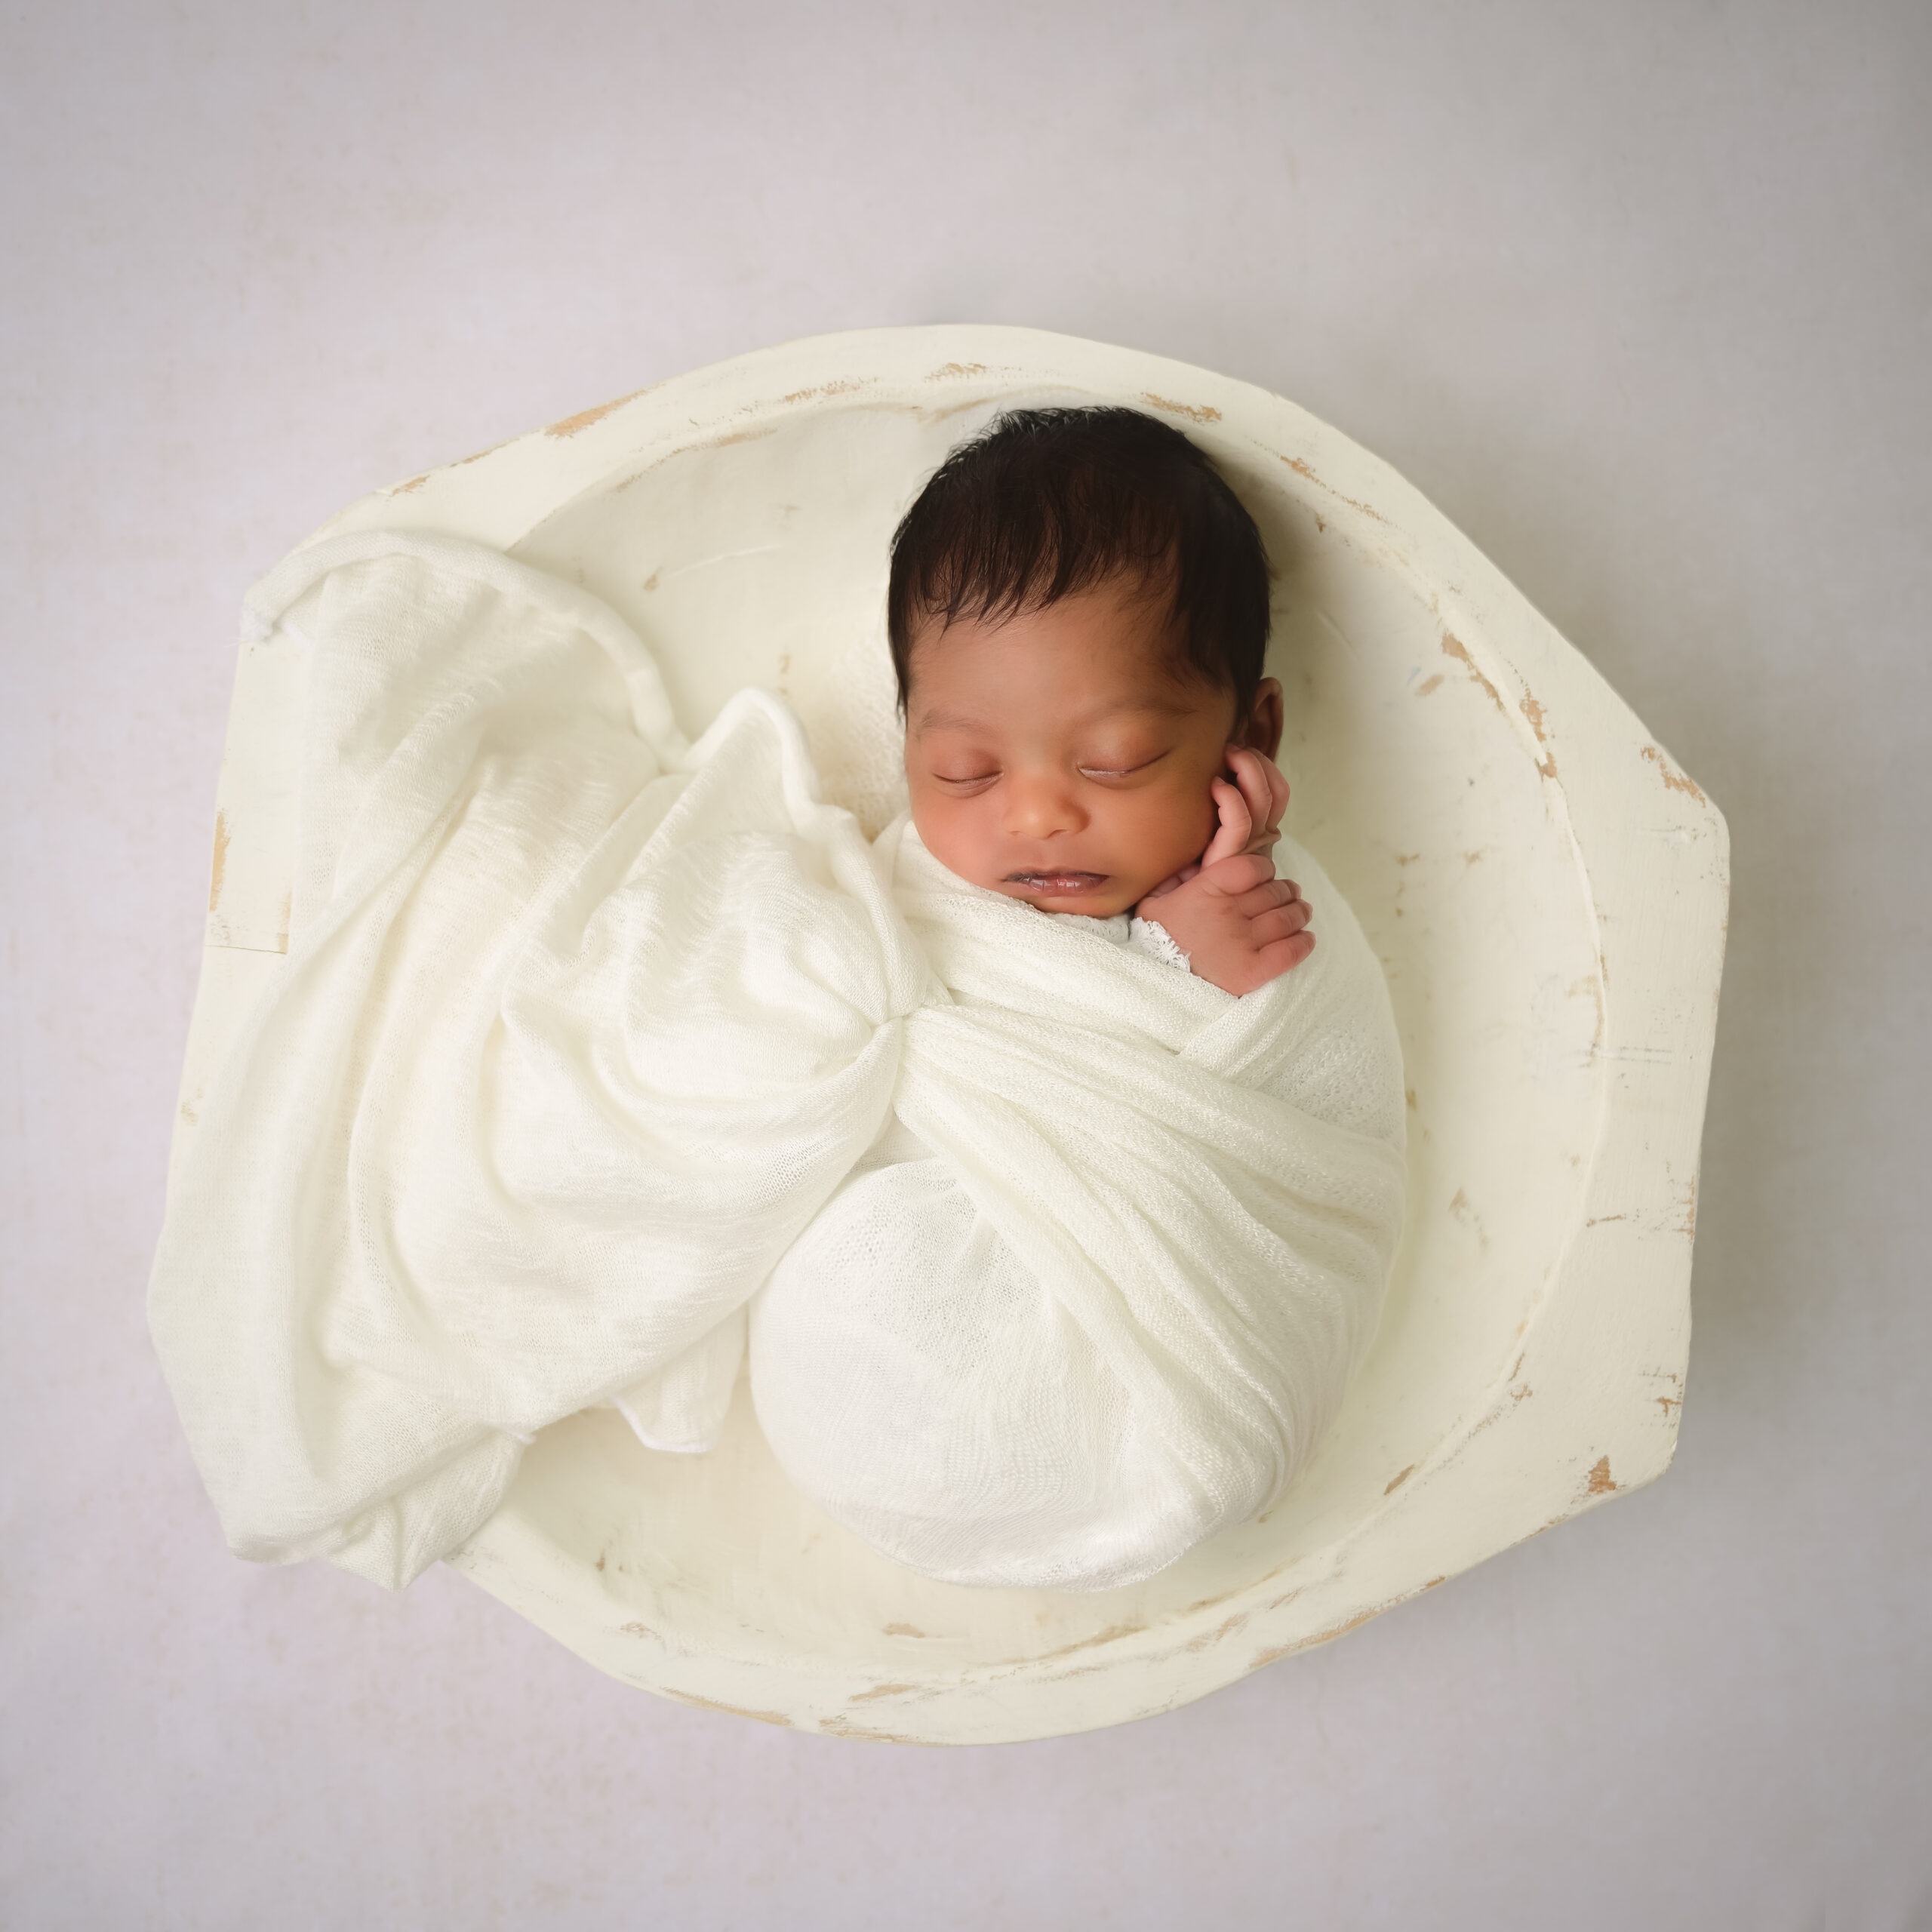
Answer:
(150, 531, 1406, 1592)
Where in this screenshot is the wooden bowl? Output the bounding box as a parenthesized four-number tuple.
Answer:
(173, 326, 1727, 1743)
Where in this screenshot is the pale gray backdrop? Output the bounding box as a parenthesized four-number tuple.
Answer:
(5, 3, 1927, 1927)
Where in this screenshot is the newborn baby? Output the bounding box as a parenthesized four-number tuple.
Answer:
(887, 406, 1315, 993)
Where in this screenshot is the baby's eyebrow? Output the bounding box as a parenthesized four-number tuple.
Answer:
(912, 697, 1192, 735)
(1082, 697, 1196, 721)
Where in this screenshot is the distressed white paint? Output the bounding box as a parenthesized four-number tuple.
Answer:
(170, 326, 1727, 1743)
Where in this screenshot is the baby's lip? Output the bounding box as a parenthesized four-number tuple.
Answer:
(1004, 869, 1110, 894)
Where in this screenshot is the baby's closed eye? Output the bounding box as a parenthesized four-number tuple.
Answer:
(1078, 748, 1171, 780)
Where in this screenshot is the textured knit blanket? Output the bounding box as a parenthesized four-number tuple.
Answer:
(150, 532, 1406, 1592)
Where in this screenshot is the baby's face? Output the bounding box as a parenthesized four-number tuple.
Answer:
(903, 576, 1239, 918)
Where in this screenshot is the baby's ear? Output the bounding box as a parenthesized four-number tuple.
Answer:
(1241, 678, 1285, 761)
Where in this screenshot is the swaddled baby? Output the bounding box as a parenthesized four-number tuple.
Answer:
(890, 406, 1314, 994)
(745, 410, 1405, 1591)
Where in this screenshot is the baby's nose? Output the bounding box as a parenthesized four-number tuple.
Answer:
(1004, 768, 1088, 838)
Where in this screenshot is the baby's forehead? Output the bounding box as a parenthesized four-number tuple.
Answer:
(906, 592, 1208, 714)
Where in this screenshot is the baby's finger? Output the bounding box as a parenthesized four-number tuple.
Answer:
(1262, 757, 1290, 837)
(1231, 877, 1300, 916)
(1217, 770, 1257, 841)
(1223, 748, 1276, 854)
(1249, 900, 1312, 944)
(1200, 777, 1254, 867)
(1258, 931, 1316, 975)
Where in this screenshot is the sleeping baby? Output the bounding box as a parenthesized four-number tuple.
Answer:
(746, 408, 1405, 1588)
(886, 405, 1315, 994)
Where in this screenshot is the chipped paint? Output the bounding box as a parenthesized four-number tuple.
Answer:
(544, 390, 647, 439)
(208, 811, 230, 913)
(1281, 454, 1389, 523)
(1521, 693, 1558, 780)
(816, 1714, 932, 1746)
(1585, 1455, 1618, 1495)
(669, 1691, 795, 1727)
(912, 395, 995, 424)
(1142, 392, 1222, 423)
(1384, 1464, 1417, 1495)
(1641, 744, 1707, 803)
(1441, 633, 1507, 718)
(1038, 1660, 1114, 1687)
(1257, 1603, 1385, 1666)
(1024, 1621, 1146, 1666)
(1182, 1612, 1251, 1654)
(1570, 972, 1607, 1054)
(781, 378, 868, 405)
(1415, 673, 1444, 697)
(881, 1622, 926, 1638)
(927, 361, 988, 380)
(1447, 1189, 1490, 1254)
(849, 1681, 921, 1703)
(1677, 1174, 1699, 1240)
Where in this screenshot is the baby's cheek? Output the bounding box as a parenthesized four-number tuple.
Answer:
(911, 795, 994, 890)
(1123, 788, 1215, 886)
(1164, 782, 1220, 857)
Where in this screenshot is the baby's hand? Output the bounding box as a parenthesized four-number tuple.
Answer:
(1143, 745, 1291, 900)
(1201, 744, 1291, 868)
(1138, 743, 1309, 994)
(1143, 852, 1315, 997)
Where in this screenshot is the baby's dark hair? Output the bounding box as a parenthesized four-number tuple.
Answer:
(887, 405, 1272, 720)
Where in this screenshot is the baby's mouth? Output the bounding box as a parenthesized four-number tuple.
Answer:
(1004, 870, 1110, 897)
